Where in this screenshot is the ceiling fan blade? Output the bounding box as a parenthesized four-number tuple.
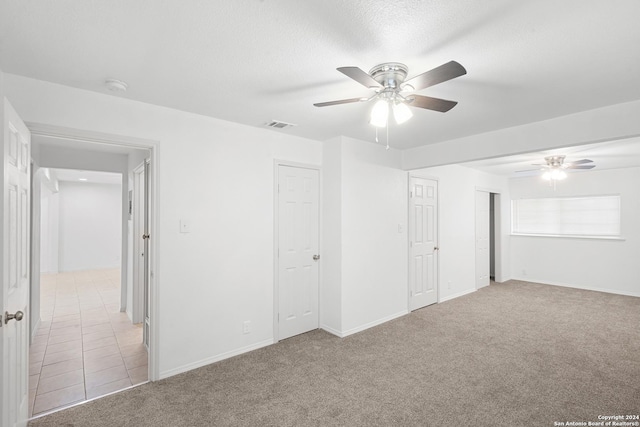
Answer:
(566, 159, 593, 165)
(337, 67, 382, 89)
(567, 165, 596, 169)
(515, 168, 543, 173)
(313, 97, 364, 107)
(403, 61, 467, 91)
(408, 95, 458, 112)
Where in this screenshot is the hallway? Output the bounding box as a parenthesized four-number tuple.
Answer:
(29, 269, 148, 417)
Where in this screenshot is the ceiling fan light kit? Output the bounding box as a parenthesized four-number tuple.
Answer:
(542, 169, 567, 181)
(392, 101, 413, 125)
(370, 98, 389, 127)
(314, 60, 467, 143)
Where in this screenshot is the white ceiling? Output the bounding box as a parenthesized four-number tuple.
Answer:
(461, 138, 640, 177)
(1, 1, 639, 151)
(51, 168, 122, 185)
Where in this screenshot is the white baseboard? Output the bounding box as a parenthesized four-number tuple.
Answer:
(510, 276, 640, 298)
(339, 310, 409, 338)
(159, 338, 275, 380)
(439, 288, 476, 303)
(320, 324, 343, 338)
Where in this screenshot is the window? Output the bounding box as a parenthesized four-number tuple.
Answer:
(511, 195, 621, 238)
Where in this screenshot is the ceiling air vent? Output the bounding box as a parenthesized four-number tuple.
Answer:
(265, 120, 297, 129)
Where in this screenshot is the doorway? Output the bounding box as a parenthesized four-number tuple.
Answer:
(475, 190, 501, 289)
(26, 126, 156, 418)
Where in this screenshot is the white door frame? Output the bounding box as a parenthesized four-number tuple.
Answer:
(407, 174, 440, 310)
(26, 123, 160, 381)
(273, 160, 321, 343)
(475, 186, 503, 284)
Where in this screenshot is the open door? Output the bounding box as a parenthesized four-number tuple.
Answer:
(132, 159, 151, 349)
(1, 98, 31, 427)
(142, 159, 150, 349)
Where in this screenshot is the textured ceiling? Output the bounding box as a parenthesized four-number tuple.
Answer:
(1, 1, 640, 150)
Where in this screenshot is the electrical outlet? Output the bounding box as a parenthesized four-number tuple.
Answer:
(180, 219, 191, 233)
(448, 281, 452, 290)
(522, 269, 527, 276)
(242, 321, 251, 334)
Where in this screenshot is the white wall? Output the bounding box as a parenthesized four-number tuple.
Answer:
(509, 167, 640, 297)
(411, 164, 510, 301)
(4, 73, 323, 378)
(43, 192, 61, 273)
(322, 136, 408, 336)
(57, 181, 122, 271)
(320, 137, 342, 333)
(39, 173, 60, 274)
(340, 137, 407, 334)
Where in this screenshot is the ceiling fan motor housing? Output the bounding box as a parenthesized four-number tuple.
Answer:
(369, 62, 408, 89)
(545, 155, 566, 168)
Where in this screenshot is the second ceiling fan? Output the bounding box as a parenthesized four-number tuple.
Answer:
(314, 60, 466, 127)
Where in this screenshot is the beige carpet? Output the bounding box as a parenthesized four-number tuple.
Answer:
(29, 281, 640, 426)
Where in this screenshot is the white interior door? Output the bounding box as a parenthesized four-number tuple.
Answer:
(409, 177, 438, 311)
(277, 165, 319, 340)
(1, 98, 31, 427)
(132, 163, 145, 324)
(142, 160, 150, 350)
(475, 190, 490, 289)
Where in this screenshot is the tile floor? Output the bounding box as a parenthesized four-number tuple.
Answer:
(29, 269, 148, 417)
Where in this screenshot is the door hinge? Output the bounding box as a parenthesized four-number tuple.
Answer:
(410, 191, 413, 198)
(409, 241, 413, 247)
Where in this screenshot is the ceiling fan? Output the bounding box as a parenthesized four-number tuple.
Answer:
(516, 155, 596, 181)
(313, 61, 466, 127)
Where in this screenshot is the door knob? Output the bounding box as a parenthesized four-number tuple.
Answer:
(142, 234, 150, 240)
(434, 247, 440, 251)
(4, 311, 24, 325)
(313, 255, 320, 261)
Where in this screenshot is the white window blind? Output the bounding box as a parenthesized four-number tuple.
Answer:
(511, 195, 621, 237)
